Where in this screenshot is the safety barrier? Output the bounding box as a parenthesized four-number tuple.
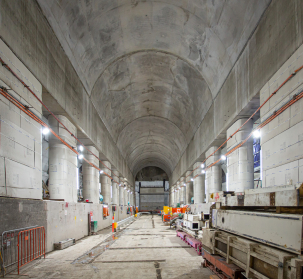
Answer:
(1, 225, 37, 275)
(116, 216, 135, 231)
(17, 227, 45, 274)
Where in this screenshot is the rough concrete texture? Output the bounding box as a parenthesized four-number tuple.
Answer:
(260, 42, 303, 188)
(9, 215, 213, 279)
(0, 0, 134, 186)
(0, 197, 129, 253)
(136, 166, 168, 181)
(36, 0, 270, 180)
(170, 0, 303, 184)
(1, 0, 303, 190)
(0, 38, 42, 199)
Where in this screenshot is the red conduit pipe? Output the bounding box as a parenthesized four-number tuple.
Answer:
(172, 65, 303, 191)
(0, 87, 118, 184)
(1, 55, 302, 190)
(0, 56, 124, 183)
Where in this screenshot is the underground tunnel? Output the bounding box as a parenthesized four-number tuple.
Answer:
(0, 0, 303, 278)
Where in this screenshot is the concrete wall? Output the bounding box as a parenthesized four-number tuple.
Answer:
(0, 197, 130, 252)
(136, 181, 168, 210)
(0, 0, 134, 186)
(260, 43, 303, 187)
(171, 0, 303, 185)
(0, 38, 42, 199)
(45, 200, 129, 252)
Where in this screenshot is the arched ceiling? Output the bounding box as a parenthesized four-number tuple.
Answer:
(38, 0, 270, 176)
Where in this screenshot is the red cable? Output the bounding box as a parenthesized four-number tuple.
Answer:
(0, 87, 119, 184)
(0, 56, 123, 183)
(172, 65, 303, 191)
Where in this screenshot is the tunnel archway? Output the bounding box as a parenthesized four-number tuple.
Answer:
(135, 166, 169, 211)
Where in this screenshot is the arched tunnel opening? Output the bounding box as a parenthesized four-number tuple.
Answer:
(1, 0, 303, 278)
(135, 166, 169, 212)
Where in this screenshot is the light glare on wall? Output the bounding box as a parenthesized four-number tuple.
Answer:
(42, 127, 50, 135)
(221, 155, 226, 161)
(253, 130, 261, 138)
(78, 154, 83, 160)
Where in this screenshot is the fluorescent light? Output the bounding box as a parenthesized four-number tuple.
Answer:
(253, 130, 261, 138)
(183, 183, 186, 186)
(100, 170, 103, 174)
(79, 145, 84, 151)
(78, 154, 83, 160)
(119, 184, 121, 186)
(201, 170, 205, 174)
(191, 178, 194, 181)
(42, 127, 50, 135)
(201, 163, 205, 168)
(221, 155, 226, 161)
(103, 204, 108, 208)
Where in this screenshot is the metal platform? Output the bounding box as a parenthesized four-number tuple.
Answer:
(202, 248, 244, 279)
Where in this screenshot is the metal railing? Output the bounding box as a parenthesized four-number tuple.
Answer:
(1, 225, 37, 275)
(116, 216, 135, 231)
(18, 227, 45, 274)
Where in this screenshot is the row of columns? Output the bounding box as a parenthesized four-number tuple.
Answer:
(48, 115, 135, 205)
(170, 118, 254, 206)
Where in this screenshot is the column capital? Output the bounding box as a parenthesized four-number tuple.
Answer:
(205, 146, 220, 167)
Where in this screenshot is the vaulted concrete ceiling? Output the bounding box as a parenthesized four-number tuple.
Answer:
(38, 0, 270, 176)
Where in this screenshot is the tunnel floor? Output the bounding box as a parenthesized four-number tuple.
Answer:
(11, 215, 213, 278)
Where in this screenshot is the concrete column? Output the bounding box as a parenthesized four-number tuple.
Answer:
(185, 171, 193, 204)
(180, 177, 185, 204)
(171, 189, 174, 207)
(176, 182, 180, 205)
(227, 119, 254, 192)
(129, 192, 132, 206)
(100, 161, 111, 204)
(170, 186, 173, 207)
(205, 146, 222, 202)
(193, 162, 205, 203)
(124, 180, 128, 205)
(172, 185, 175, 206)
(112, 170, 119, 204)
(82, 146, 99, 203)
(48, 115, 77, 203)
(133, 190, 136, 206)
(119, 177, 124, 205)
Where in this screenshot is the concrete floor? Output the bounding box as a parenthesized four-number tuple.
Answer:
(8, 215, 213, 278)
